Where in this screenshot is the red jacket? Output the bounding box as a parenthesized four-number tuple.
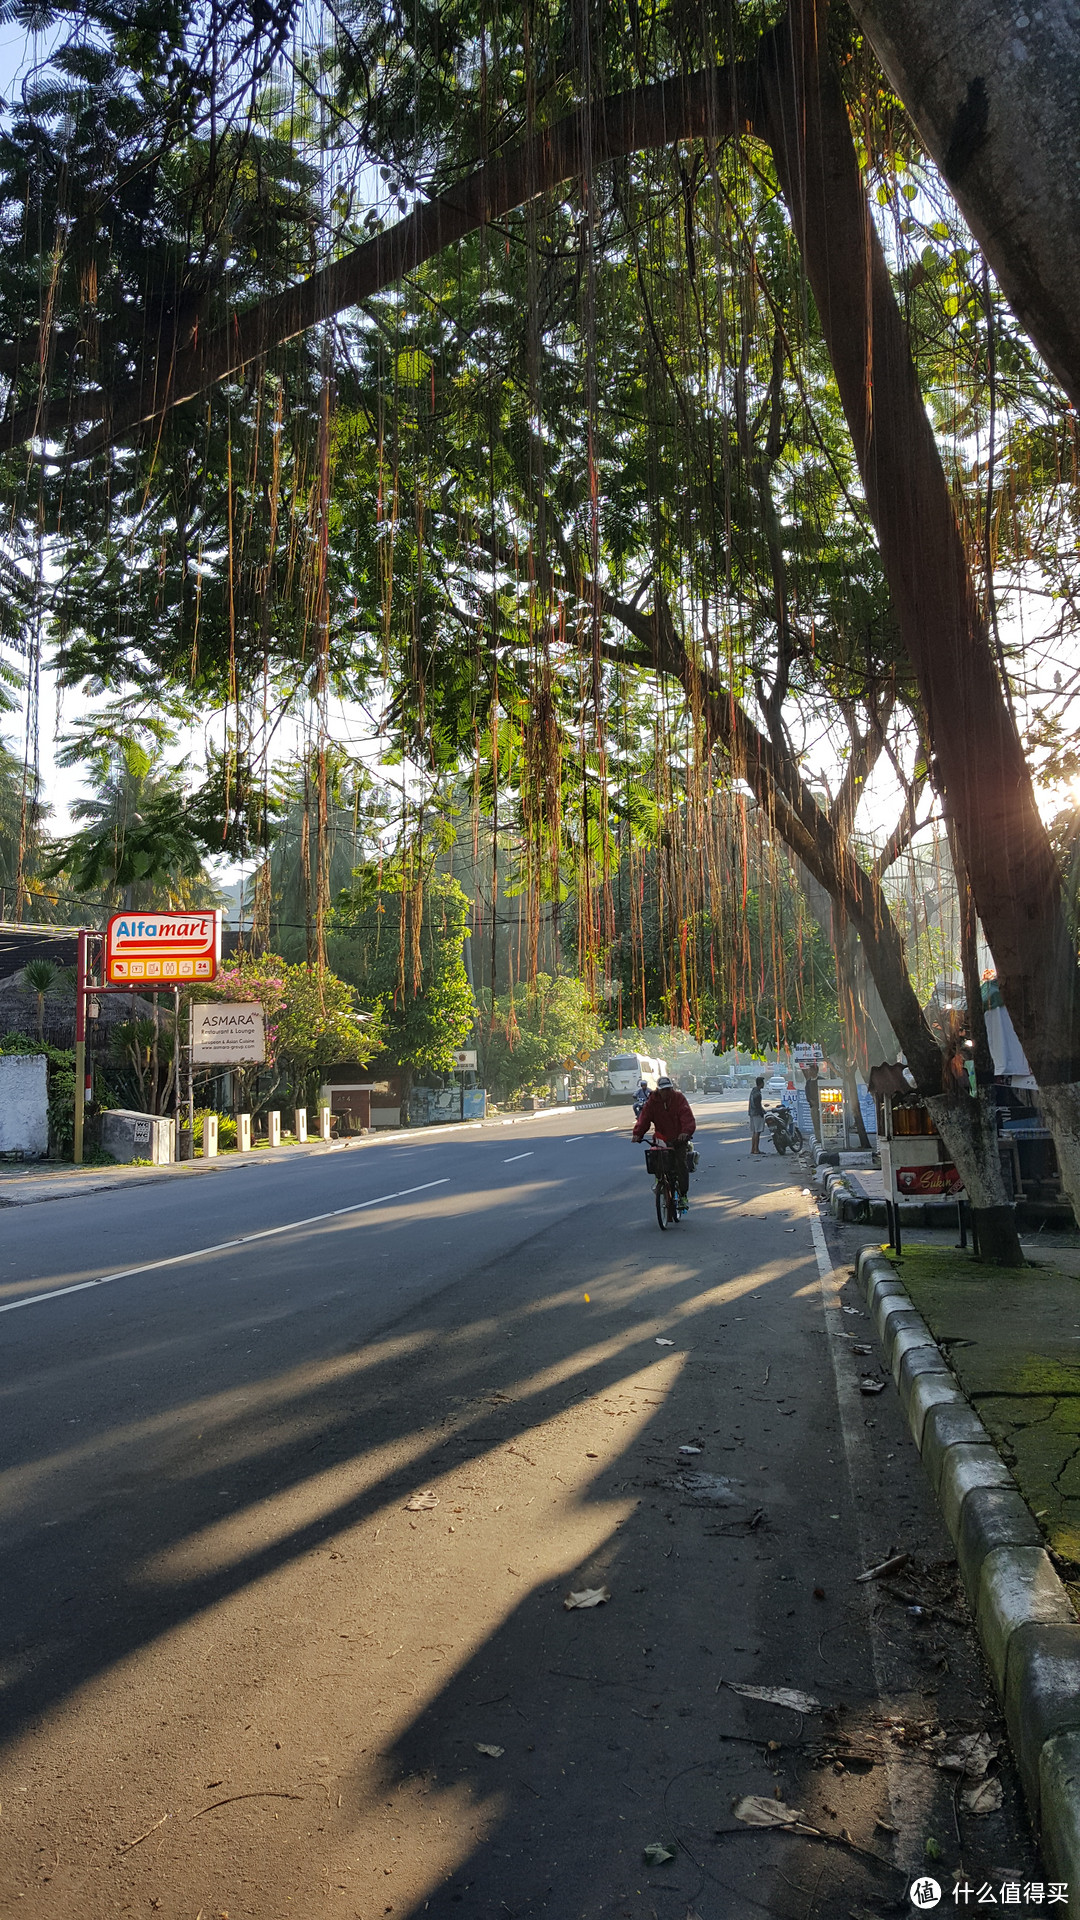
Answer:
(632, 1088, 696, 1145)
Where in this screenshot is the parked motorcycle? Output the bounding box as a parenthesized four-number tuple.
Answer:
(763, 1103, 804, 1156)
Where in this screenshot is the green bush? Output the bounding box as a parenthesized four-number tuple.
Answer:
(194, 1108, 237, 1152)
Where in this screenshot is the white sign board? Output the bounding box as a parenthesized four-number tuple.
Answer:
(191, 1003, 266, 1064)
(450, 1049, 478, 1070)
(794, 1042, 824, 1062)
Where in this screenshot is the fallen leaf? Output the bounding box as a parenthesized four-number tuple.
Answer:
(733, 1794, 806, 1827)
(564, 1585, 611, 1610)
(475, 1744, 504, 1758)
(405, 1490, 439, 1512)
(655, 1338, 675, 1347)
(859, 1377, 886, 1395)
(679, 1445, 703, 1455)
(643, 1841, 676, 1865)
(937, 1731, 999, 1779)
(960, 1776, 1002, 1815)
(727, 1683, 822, 1713)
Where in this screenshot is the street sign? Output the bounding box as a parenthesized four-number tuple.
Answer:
(105, 910, 221, 984)
(191, 1002, 265, 1064)
(450, 1048, 478, 1070)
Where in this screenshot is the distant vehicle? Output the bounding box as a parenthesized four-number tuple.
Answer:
(607, 1052, 667, 1103)
(703, 1075, 724, 1094)
(766, 1074, 788, 1095)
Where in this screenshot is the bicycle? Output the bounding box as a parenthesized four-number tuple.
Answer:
(644, 1137, 685, 1229)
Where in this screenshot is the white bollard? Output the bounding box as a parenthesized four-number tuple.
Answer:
(294, 1108, 307, 1142)
(204, 1113, 218, 1159)
(267, 1109, 281, 1147)
(236, 1112, 252, 1152)
(318, 1104, 332, 1141)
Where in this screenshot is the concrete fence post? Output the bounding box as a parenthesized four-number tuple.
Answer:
(204, 1113, 218, 1159)
(294, 1108, 307, 1142)
(318, 1104, 332, 1142)
(267, 1109, 281, 1148)
(237, 1113, 252, 1152)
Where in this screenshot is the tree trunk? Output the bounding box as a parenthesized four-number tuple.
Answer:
(846, 0, 1080, 411)
(924, 1087, 1023, 1266)
(755, 1, 1080, 1236)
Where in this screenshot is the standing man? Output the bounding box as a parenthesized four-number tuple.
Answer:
(633, 1075, 697, 1207)
(748, 1076, 766, 1154)
(802, 1059, 822, 1144)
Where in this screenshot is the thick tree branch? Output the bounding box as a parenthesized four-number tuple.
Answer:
(31, 63, 755, 459)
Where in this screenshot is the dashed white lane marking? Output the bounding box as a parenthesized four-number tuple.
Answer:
(0, 1180, 451, 1318)
(809, 1204, 934, 1875)
(564, 1135, 585, 1142)
(503, 1153, 534, 1163)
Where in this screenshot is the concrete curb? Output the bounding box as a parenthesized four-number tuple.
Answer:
(857, 1245, 1080, 1901)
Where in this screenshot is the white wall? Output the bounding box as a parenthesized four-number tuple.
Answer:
(0, 1053, 49, 1156)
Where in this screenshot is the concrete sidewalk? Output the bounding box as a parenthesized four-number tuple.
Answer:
(852, 1232, 1080, 1908)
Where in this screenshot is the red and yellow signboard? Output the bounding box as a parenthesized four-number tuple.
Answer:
(104, 911, 221, 984)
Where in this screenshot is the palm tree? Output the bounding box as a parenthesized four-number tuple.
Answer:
(47, 739, 224, 912)
(23, 959, 57, 1040)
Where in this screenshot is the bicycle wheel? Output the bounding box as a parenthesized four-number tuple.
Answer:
(655, 1177, 669, 1230)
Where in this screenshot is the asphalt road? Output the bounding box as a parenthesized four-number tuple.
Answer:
(0, 1097, 1038, 1918)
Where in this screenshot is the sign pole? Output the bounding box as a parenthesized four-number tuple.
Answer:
(187, 999, 195, 1152)
(73, 928, 88, 1165)
(173, 986, 182, 1159)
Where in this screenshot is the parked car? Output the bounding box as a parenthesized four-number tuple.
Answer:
(766, 1074, 788, 1095)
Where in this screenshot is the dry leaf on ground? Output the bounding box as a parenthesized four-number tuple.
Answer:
(733, 1794, 806, 1827)
(642, 1841, 676, 1865)
(937, 1731, 999, 1779)
(960, 1776, 1002, 1815)
(655, 1338, 675, 1347)
(859, 1378, 886, 1395)
(727, 1683, 821, 1714)
(404, 1490, 439, 1511)
(475, 1743, 504, 1758)
(564, 1585, 611, 1610)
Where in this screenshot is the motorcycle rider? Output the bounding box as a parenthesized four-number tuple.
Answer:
(632, 1078, 650, 1119)
(632, 1075, 697, 1207)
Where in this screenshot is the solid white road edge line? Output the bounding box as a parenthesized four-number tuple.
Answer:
(808, 1203, 933, 1877)
(0, 1179, 452, 1318)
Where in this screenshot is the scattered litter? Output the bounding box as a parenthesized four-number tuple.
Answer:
(801, 1188, 812, 1196)
(937, 1731, 999, 1779)
(857, 1551, 910, 1584)
(583, 1294, 590, 1302)
(475, 1744, 504, 1758)
(405, 1490, 439, 1512)
(842, 1306, 862, 1316)
(733, 1794, 806, 1828)
(960, 1777, 1002, 1816)
(859, 1377, 886, 1395)
(655, 1338, 675, 1347)
(727, 1683, 821, 1714)
(643, 1841, 676, 1866)
(679, 1445, 703, 1455)
(853, 1344, 874, 1356)
(564, 1585, 611, 1610)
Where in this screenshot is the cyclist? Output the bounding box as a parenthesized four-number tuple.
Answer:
(632, 1075, 697, 1209)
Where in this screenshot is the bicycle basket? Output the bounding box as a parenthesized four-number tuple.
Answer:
(644, 1146, 667, 1175)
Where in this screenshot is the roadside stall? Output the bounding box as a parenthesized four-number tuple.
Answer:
(878, 1093, 965, 1254)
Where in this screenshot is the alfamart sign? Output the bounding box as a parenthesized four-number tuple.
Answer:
(105, 910, 221, 984)
(191, 1003, 266, 1064)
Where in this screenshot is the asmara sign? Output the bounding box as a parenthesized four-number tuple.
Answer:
(105, 911, 221, 984)
(191, 1003, 266, 1064)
